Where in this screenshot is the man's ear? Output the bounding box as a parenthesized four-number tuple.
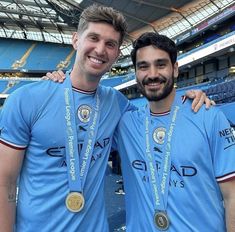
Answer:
(173, 62, 179, 78)
(72, 32, 78, 50)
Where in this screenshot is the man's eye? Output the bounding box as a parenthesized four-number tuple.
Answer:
(106, 42, 116, 48)
(138, 65, 148, 70)
(157, 63, 166, 68)
(89, 36, 98, 41)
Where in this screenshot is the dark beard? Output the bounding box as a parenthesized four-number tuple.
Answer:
(137, 75, 174, 101)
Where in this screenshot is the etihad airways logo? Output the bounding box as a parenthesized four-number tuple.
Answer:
(132, 160, 197, 177)
(46, 137, 110, 167)
(132, 160, 197, 188)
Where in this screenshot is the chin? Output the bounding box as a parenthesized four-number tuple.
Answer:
(88, 68, 105, 77)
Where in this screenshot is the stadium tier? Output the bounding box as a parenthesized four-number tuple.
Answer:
(0, 38, 75, 72)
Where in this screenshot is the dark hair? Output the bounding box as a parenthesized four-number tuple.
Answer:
(78, 4, 127, 45)
(131, 32, 177, 68)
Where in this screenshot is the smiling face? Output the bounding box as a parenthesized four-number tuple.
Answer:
(136, 45, 178, 102)
(72, 22, 121, 82)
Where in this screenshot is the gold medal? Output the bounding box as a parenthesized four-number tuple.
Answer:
(65, 192, 85, 213)
(154, 211, 170, 231)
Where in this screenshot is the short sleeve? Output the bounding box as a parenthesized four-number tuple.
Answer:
(0, 87, 34, 148)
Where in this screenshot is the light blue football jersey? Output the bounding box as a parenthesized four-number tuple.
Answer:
(0, 77, 131, 232)
(116, 94, 235, 232)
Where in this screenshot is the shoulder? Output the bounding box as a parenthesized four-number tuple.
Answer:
(180, 98, 228, 131)
(27, 80, 62, 95)
(99, 85, 132, 111)
(181, 96, 220, 117)
(99, 85, 124, 98)
(3, 80, 63, 114)
(9, 80, 60, 98)
(119, 106, 145, 126)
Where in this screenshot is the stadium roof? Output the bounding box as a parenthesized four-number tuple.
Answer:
(0, 0, 234, 56)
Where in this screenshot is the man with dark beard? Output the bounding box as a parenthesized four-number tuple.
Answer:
(115, 32, 235, 231)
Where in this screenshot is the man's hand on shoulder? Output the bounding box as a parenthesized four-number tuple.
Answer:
(186, 89, 215, 113)
(42, 70, 66, 83)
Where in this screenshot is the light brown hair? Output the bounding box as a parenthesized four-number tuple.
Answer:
(78, 4, 127, 45)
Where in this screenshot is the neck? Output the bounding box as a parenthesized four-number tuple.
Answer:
(70, 68, 100, 92)
(149, 89, 176, 114)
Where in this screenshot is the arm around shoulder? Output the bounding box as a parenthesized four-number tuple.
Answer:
(0, 143, 24, 232)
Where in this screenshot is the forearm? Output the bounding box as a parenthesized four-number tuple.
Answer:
(224, 198, 235, 232)
(0, 144, 24, 232)
(0, 182, 17, 232)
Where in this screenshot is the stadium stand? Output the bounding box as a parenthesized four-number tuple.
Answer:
(203, 78, 235, 104)
(220, 101, 235, 125)
(23, 43, 75, 71)
(0, 38, 75, 72)
(0, 39, 31, 71)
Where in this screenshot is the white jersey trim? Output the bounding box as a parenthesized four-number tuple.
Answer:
(217, 172, 235, 183)
(0, 138, 27, 150)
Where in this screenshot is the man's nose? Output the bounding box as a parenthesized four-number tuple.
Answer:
(149, 66, 159, 77)
(95, 42, 106, 55)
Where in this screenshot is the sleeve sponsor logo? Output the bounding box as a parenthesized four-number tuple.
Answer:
(219, 127, 235, 150)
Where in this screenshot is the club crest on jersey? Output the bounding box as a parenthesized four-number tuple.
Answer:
(153, 127, 166, 144)
(77, 105, 92, 123)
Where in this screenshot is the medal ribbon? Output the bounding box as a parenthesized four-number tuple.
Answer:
(145, 97, 180, 212)
(64, 72, 100, 193)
